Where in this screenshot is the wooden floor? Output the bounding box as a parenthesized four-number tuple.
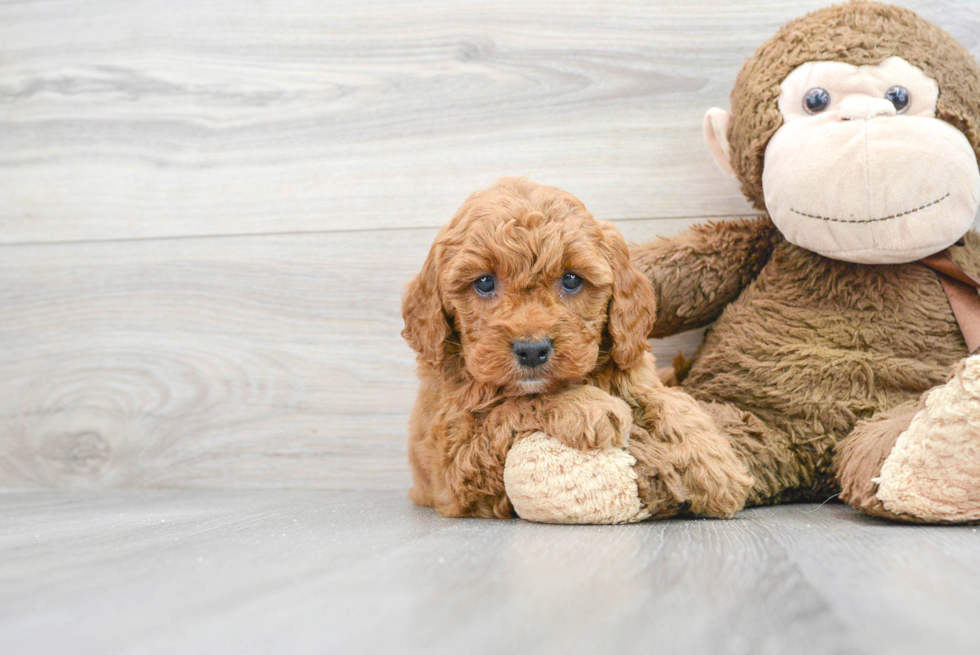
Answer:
(3, 489, 980, 655)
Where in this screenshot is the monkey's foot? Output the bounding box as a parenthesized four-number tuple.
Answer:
(874, 355, 980, 522)
(503, 432, 650, 524)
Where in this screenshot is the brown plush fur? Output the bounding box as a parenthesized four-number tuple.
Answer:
(834, 399, 922, 521)
(729, 1, 980, 209)
(630, 2, 980, 521)
(402, 178, 752, 518)
(633, 210, 980, 509)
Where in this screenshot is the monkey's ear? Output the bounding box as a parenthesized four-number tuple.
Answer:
(401, 245, 451, 368)
(599, 222, 657, 370)
(703, 108, 737, 179)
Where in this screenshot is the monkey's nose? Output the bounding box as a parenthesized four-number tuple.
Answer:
(512, 338, 553, 368)
(839, 96, 896, 121)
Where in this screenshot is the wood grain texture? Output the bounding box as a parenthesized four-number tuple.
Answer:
(1, 0, 977, 243)
(3, 490, 980, 655)
(0, 217, 704, 489)
(3, 0, 980, 490)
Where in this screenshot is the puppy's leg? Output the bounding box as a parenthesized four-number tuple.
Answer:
(536, 385, 635, 452)
(423, 409, 517, 519)
(630, 387, 753, 518)
(700, 399, 828, 506)
(414, 386, 635, 520)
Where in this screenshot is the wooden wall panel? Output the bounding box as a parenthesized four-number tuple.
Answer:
(2, 0, 976, 243)
(0, 218, 705, 489)
(2, 0, 978, 489)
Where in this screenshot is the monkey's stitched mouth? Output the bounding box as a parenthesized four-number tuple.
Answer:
(790, 192, 950, 224)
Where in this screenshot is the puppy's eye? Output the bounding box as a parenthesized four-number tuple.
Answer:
(885, 85, 910, 113)
(803, 87, 830, 114)
(561, 272, 583, 293)
(473, 275, 495, 295)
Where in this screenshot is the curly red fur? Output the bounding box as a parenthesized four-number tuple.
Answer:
(402, 178, 752, 519)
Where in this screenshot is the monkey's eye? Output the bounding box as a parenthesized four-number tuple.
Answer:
(884, 85, 910, 113)
(803, 87, 831, 114)
(561, 272, 584, 293)
(473, 275, 495, 295)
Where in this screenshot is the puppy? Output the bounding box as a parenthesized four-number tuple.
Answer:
(402, 178, 752, 519)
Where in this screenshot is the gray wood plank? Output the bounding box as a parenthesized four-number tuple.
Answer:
(0, 217, 704, 489)
(2, 0, 976, 243)
(4, 491, 980, 655)
(754, 503, 980, 655)
(0, 491, 824, 655)
(0, 490, 456, 654)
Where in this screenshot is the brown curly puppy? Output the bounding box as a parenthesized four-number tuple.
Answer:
(402, 177, 752, 519)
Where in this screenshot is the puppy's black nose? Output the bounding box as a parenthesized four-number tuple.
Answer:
(512, 338, 553, 368)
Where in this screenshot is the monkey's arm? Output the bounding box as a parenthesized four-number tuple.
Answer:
(630, 216, 780, 337)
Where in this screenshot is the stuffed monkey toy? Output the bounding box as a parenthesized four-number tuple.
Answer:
(504, 1, 980, 524)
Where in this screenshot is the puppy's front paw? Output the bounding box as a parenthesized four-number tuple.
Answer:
(544, 388, 634, 452)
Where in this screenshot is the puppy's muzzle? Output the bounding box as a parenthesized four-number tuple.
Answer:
(512, 338, 553, 369)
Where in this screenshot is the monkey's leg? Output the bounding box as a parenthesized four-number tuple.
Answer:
(834, 401, 921, 521)
(837, 356, 980, 523)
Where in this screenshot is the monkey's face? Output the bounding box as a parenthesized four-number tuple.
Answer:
(761, 56, 980, 264)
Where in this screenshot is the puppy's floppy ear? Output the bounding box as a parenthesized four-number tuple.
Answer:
(599, 221, 657, 369)
(401, 242, 451, 367)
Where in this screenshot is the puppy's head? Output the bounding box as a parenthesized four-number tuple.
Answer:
(402, 177, 656, 394)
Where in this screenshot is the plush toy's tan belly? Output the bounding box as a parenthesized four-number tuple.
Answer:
(681, 241, 968, 490)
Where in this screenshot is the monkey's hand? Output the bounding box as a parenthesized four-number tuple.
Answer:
(503, 431, 650, 524)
